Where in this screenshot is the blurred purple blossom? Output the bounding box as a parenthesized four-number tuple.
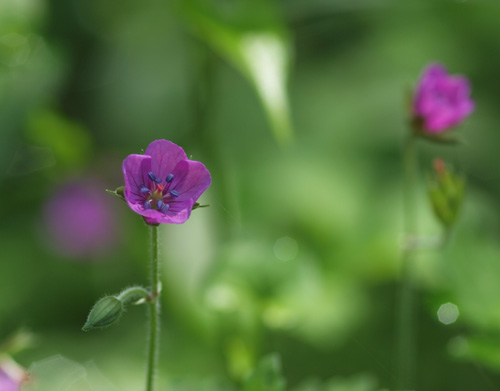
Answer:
(43, 180, 118, 259)
(0, 369, 19, 391)
(413, 63, 474, 133)
(122, 140, 211, 225)
(0, 358, 27, 391)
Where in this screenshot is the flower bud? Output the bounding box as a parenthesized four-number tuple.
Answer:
(82, 296, 123, 331)
(428, 159, 465, 228)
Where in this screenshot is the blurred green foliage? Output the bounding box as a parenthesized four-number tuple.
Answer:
(1, 0, 500, 390)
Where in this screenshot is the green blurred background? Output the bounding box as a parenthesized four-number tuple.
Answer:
(2, 0, 500, 389)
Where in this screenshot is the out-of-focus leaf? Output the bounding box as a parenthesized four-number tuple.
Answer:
(291, 373, 378, 391)
(177, 0, 293, 145)
(23, 355, 116, 391)
(0, 0, 64, 179)
(325, 374, 378, 391)
(169, 377, 236, 391)
(243, 354, 286, 391)
(25, 109, 92, 171)
(455, 335, 500, 372)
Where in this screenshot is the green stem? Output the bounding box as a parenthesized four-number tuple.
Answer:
(117, 286, 150, 306)
(396, 132, 418, 389)
(146, 225, 160, 391)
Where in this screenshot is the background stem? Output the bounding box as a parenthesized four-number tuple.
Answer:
(396, 132, 418, 389)
(146, 225, 160, 391)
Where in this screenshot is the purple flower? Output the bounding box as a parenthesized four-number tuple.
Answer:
(43, 180, 118, 259)
(413, 63, 474, 133)
(122, 140, 211, 225)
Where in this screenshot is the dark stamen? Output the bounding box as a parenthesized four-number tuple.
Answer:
(161, 203, 170, 214)
(170, 190, 179, 197)
(156, 200, 164, 209)
(148, 172, 162, 184)
(140, 185, 150, 193)
(143, 201, 151, 210)
(166, 174, 174, 183)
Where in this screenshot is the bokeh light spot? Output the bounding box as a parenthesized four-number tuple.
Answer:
(437, 302, 459, 325)
(448, 336, 469, 357)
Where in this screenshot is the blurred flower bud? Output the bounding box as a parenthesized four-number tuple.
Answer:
(82, 296, 123, 331)
(0, 356, 28, 391)
(42, 179, 118, 260)
(428, 159, 465, 228)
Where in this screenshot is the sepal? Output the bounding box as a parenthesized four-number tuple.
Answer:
(105, 186, 126, 202)
(410, 117, 465, 145)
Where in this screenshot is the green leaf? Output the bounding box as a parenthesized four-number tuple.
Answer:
(25, 108, 92, 171)
(178, 0, 293, 145)
(243, 354, 286, 391)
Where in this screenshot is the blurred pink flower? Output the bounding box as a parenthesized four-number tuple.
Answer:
(0, 358, 27, 391)
(43, 180, 118, 259)
(122, 140, 211, 225)
(413, 63, 474, 133)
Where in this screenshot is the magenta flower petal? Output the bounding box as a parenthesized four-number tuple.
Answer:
(143, 199, 195, 225)
(145, 140, 188, 183)
(122, 140, 211, 225)
(123, 154, 152, 205)
(169, 160, 212, 203)
(413, 63, 474, 133)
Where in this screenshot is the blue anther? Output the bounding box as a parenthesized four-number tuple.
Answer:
(156, 200, 164, 209)
(170, 189, 179, 197)
(140, 185, 150, 193)
(148, 172, 162, 184)
(166, 173, 174, 183)
(143, 201, 151, 210)
(161, 203, 170, 214)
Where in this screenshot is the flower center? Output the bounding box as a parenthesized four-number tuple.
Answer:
(141, 172, 178, 214)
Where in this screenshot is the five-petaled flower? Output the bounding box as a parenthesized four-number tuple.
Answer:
(122, 140, 211, 225)
(413, 63, 474, 133)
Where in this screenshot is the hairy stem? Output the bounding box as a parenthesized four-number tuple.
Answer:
(117, 286, 150, 306)
(146, 225, 160, 391)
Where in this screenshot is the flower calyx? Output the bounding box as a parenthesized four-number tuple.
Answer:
(427, 158, 465, 228)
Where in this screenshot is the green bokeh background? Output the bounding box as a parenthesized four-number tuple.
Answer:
(1, 0, 500, 390)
